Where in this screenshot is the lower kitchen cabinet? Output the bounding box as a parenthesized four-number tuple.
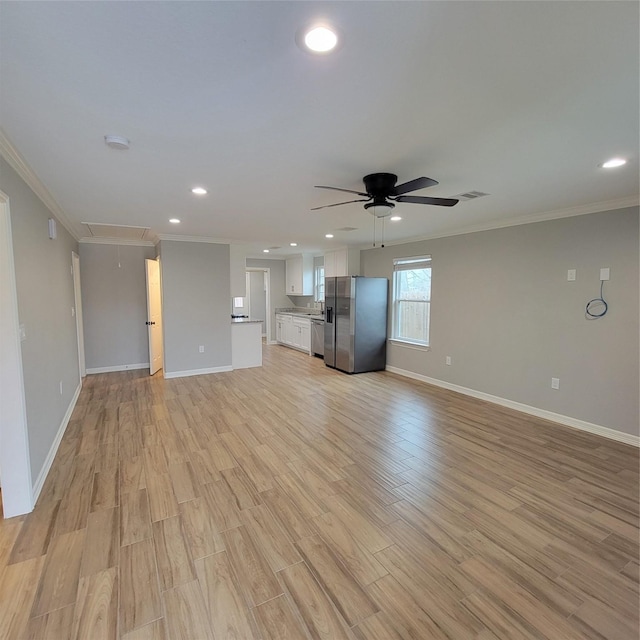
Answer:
(276, 314, 311, 354)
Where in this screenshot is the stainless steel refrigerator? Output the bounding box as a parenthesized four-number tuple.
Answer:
(324, 276, 388, 373)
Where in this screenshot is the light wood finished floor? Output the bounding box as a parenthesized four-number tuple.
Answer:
(1, 344, 638, 639)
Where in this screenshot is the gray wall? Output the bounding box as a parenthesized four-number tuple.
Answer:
(246, 258, 291, 342)
(160, 240, 231, 374)
(1, 157, 80, 484)
(362, 207, 639, 436)
(79, 243, 156, 370)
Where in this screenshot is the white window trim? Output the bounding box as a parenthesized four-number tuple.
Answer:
(388, 338, 431, 352)
(314, 265, 325, 302)
(391, 255, 432, 347)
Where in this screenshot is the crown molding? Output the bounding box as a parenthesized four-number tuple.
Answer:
(0, 128, 81, 241)
(79, 237, 155, 247)
(361, 195, 640, 250)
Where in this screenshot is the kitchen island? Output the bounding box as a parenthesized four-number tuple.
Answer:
(231, 318, 263, 369)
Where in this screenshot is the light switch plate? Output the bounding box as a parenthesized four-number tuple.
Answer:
(567, 269, 576, 281)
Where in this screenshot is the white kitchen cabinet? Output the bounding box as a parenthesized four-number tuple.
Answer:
(294, 317, 311, 352)
(276, 313, 292, 344)
(276, 314, 284, 342)
(324, 248, 360, 278)
(277, 314, 311, 354)
(285, 254, 313, 295)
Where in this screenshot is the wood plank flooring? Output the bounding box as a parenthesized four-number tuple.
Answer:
(1, 343, 638, 639)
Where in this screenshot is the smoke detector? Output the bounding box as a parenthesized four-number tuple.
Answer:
(104, 135, 130, 150)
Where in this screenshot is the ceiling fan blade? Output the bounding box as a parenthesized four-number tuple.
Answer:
(315, 185, 369, 197)
(395, 195, 459, 207)
(311, 199, 370, 211)
(392, 177, 439, 196)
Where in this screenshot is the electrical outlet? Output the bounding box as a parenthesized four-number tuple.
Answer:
(567, 269, 576, 281)
(199, 345, 205, 353)
(600, 268, 610, 281)
(551, 378, 560, 390)
(445, 356, 452, 366)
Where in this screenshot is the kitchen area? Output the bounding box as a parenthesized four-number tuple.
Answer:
(233, 247, 387, 373)
(273, 248, 388, 374)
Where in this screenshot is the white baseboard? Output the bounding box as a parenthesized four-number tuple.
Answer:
(164, 365, 233, 379)
(86, 363, 149, 374)
(32, 381, 82, 503)
(385, 366, 639, 447)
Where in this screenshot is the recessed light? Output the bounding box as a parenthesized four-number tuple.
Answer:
(290, 242, 298, 247)
(600, 158, 627, 169)
(325, 233, 334, 239)
(390, 216, 402, 221)
(191, 187, 207, 195)
(297, 23, 341, 55)
(169, 218, 180, 224)
(263, 249, 270, 253)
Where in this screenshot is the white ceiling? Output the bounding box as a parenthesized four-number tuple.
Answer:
(1, 1, 638, 257)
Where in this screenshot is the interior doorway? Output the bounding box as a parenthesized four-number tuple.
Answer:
(0, 190, 33, 517)
(145, 258, 163, 375)
(246, 268, 270, 341)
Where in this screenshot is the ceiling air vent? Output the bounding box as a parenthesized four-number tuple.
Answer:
(82, 222, 151, 240)
(453, 191, 490, 202)
(337, 227, 358, 232)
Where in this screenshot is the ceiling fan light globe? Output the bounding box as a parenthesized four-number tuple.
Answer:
(364, 201, 395, 217)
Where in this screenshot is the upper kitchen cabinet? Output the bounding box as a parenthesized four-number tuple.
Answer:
(324, 248, 361, 278)
(285, 254, 313, 295)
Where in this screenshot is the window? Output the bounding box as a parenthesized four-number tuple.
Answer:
(392, 255, 431, 346)
(315, 265, 325, 302)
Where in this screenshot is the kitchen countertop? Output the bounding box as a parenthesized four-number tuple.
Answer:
(231, 318, 263, 324)
(276, 311, 324, 320)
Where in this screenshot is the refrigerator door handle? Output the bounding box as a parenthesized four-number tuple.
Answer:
(326, 307, 333, 323)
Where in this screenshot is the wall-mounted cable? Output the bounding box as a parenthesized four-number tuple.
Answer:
(586, 279, 608, 319)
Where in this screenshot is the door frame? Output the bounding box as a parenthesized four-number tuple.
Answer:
(246, 267, 271, 342)
(72, 251, 85, 379)
(145, 257, 163, 376)
(0, 190, 33, 517)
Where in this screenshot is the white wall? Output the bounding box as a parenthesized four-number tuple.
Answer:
(79, 242, 156, 371)
(0, 157, 81, 486)
(160, 240, 231, 375)
(362, 207, 639, 437)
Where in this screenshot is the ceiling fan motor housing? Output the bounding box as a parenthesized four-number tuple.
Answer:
(363, 173, 398, 197)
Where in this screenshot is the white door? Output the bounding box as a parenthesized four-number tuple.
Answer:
(145, 258, 163, 375)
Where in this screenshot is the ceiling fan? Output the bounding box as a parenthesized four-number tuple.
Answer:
(311, 172, 458, 217)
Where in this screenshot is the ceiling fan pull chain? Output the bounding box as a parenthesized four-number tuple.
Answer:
(381, 216, 385, 248)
